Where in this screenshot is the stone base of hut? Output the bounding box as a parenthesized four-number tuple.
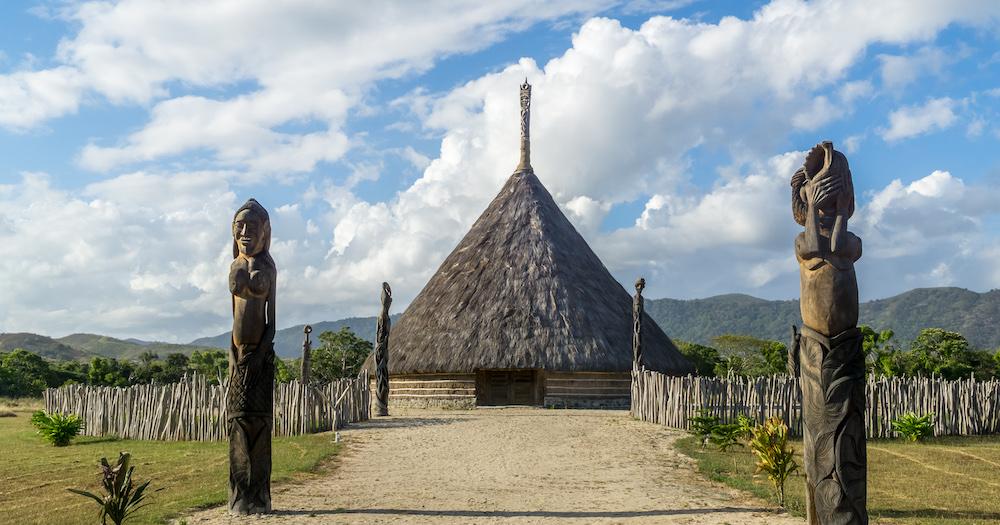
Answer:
(372, 371, 630, 410)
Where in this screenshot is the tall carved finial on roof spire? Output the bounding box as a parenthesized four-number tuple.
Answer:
(516, 79, 532, 173)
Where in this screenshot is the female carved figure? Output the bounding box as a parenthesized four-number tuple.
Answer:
(227, 198, 276, 515)
(791, 141, 866, 524)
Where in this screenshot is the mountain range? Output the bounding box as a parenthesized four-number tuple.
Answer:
(647, 287, 1000, 350)
(0, 332, 220, 361)
(189, 316, 402, 358)
(4, 287, 998, 361)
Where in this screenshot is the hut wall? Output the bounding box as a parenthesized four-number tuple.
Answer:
(543, 371, 630, 409)
(373, 371, 631, 409)
(374, 374, 477, 410)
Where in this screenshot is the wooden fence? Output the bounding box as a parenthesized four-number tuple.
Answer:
(631, 370, 1000, 438)
(44, 372, 370, 441)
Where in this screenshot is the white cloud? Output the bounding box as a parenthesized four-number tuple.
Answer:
(4, 1, 1000, 341)
(0, 171, 237, 341)
(878, 46, 951, 91)
(2, 0, 613, 174)
(881, 97, 957, 141)
(0, 67, 84, 131)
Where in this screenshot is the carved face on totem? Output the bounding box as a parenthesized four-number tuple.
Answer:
(232, 199, 271, 258)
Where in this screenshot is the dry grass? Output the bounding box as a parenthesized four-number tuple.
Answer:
(676, 434, 1000, 524)
(0, 405, 341, 525)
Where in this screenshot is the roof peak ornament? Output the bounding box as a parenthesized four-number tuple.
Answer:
(515, 79, 533, 173)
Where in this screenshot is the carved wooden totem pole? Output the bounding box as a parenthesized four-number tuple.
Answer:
(227, 198, 276, 515)
(301, 325, 312, 384)
(516, 79, 532, 173)
(374, 282, 392, 416)
(790, 141, 866, 524)
(633, 278, 645, 371)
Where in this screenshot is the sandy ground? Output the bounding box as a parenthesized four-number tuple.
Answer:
(185, 408, 802, 524)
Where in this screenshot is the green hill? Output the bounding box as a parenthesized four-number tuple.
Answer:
(0, 333, 91, 361)
(646, 287, 1000, 350)
(56, 333, 222, 360)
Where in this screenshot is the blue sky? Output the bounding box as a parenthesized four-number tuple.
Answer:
(1, 1, 999, 342)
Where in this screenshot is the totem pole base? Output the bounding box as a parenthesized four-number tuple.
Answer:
(799, 325, 867, 525)
(228, 416, 273, 515)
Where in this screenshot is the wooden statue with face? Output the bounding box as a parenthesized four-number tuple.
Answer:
(790, 142, 867, 525)
(227, 198, 276, 515)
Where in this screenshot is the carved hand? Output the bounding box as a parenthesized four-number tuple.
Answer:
(806, 174, 841, 210)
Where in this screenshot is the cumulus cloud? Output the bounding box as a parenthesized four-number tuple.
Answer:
(0, 171, 238, 340)
(4, 0, 1000, 341)
(323, 1, 1000, 306)
(881, 97, 958, 141)
(853, 170, 1000, 296)
(0, 67, 84, 131)
(5, 0, 613, 170)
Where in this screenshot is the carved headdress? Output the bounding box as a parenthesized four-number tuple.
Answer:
(791, 141, 855, 250)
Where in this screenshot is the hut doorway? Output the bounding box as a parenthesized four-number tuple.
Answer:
(475, 369, 541, 406)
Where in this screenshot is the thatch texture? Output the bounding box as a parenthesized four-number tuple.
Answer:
(388, 169, 692, 375)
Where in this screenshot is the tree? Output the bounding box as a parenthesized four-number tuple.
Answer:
(710, 335, 787, 376)
(161, 353, 189, 382)
(676, 341, 721, 376)
(312, 327, 372, 382)
(0, 349, 52, 396)
(860, 325, 900, 377)
(87, 357, 133, 387)
(274, 357, 299, 383)
(188, 350, 228, 383)
(51, 360, 89, 386)
(902, 328, 975, 380)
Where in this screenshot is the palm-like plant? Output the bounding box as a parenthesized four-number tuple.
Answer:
(31, 410, 83, 446)
(748, 417, 798, 507)
(709, 423, 745, 451)
(68, 453, 154, 525)
(892, 412, 934, 442)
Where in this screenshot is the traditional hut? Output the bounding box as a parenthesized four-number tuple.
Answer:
(380, 81, 692, 408)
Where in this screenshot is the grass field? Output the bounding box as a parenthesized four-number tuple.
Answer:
(676, 433, 1000, 524)
(0, 400, 341, 525)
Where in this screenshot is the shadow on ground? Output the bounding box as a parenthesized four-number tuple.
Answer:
(272, 507, 780, 518)
(350, 417, 459, 430)
(873, 509, 1000, 521)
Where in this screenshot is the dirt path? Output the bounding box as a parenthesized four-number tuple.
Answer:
(185, 408, 801, 524)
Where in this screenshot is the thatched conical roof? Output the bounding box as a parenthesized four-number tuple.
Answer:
(388, 168, 692, 375)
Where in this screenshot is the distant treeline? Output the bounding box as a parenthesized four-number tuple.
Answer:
(677, 326, 1000, 380)
(0, 327, 371, 398)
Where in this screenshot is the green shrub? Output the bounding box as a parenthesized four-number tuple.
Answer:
(688, 409, 720, 438)
(30, 410, 83, 446)
(748, 416, 798, 507)
(892, 412, 934, 442)
(68, 452, 156, 525)
(735, 413, 754, 440)
(709, 423, 745, 451)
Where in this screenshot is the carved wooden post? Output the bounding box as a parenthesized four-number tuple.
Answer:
(301, 325, 312, 384)
(227, 198, 275, 515)
(632, 278, 645, 371)
(515, 79, 532, 173)
(790, 141, 867, 524)
(374, 282, 392, 416)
